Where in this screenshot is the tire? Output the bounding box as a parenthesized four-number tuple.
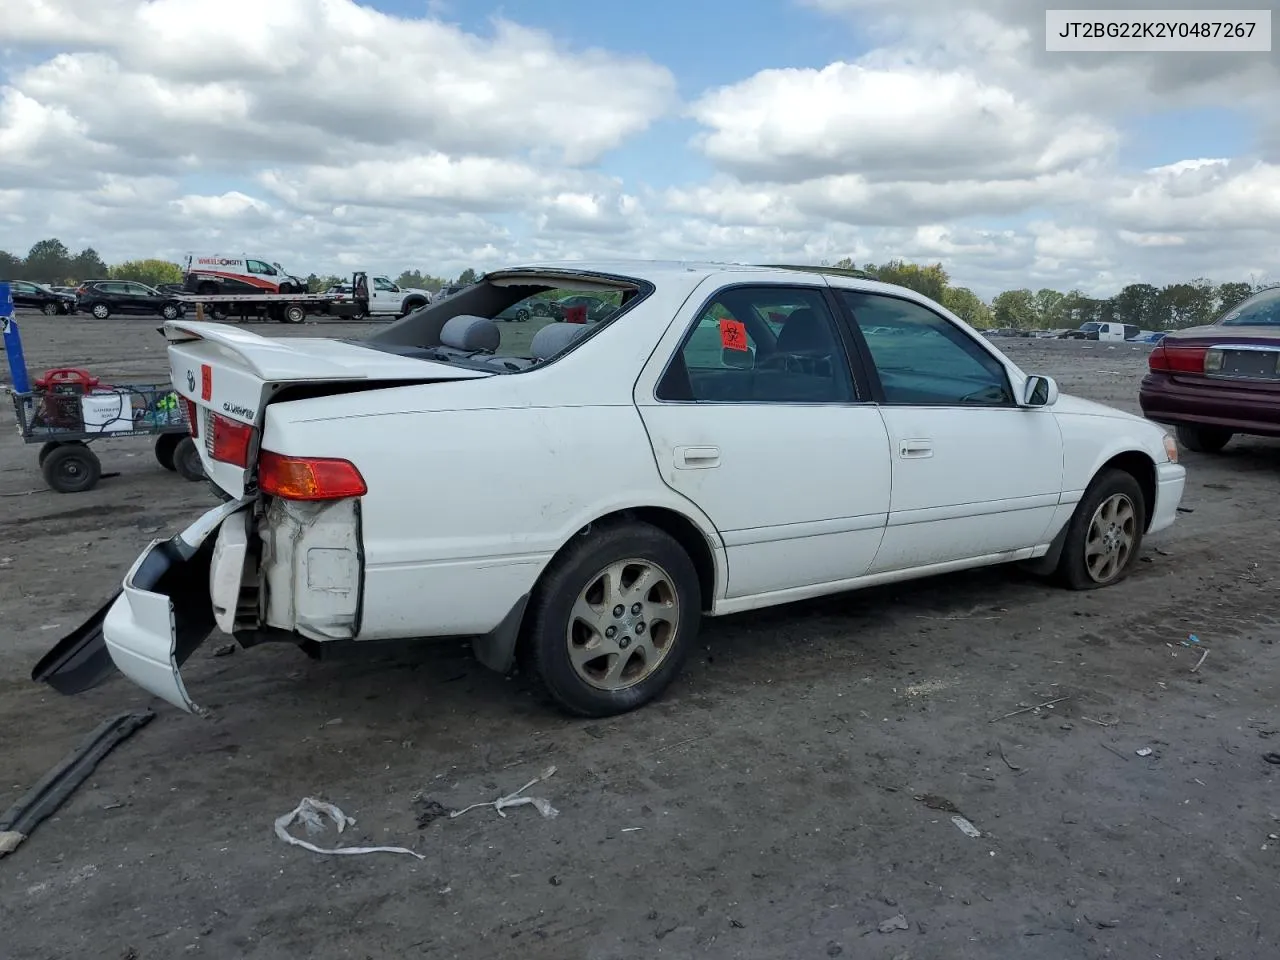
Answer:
(533, 302, 550, 317)
(154, 432, 182, 471)
(41, 302, 59, 316)
(173, 437, 206, 481)
(278, 283, 295, 295)
(520, 521, 701, 717)
(197, 282, 218, 296)
(1175, 424, 1233, 454)
(161, 303, 180, 320)
(400, 298, 427, 317)
(38, 441, 60, 466)
(91, 303, 110, 320)
(281, 303, 306, 324)
(515, 308, 530, 322)
(1056, 468, 1147, 591)
(42, 443, 102, 494)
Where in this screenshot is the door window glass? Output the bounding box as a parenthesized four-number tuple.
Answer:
(658, 286, 856, 403)
(840, 291, 1012, 406)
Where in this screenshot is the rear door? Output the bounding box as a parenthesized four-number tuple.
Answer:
(634, 275, 892, 599)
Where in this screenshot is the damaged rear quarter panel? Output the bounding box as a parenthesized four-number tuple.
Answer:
(259, 497, 363, 642)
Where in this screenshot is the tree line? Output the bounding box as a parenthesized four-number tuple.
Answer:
(2, 237, 1269, 330)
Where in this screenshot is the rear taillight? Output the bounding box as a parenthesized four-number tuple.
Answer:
(258, 450, 366, 501)
(182, 397, 199, 437)
(1148, 342, 1208, 374)
(210, 413, 253, 467)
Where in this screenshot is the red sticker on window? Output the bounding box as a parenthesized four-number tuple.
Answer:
(200, 363, 212, 401)
(719, 318, 748, 351)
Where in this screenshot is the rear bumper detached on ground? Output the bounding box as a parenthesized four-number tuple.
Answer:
(33, 499, 250, 713)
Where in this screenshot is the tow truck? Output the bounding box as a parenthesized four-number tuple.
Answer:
(174, 272, 433, 324)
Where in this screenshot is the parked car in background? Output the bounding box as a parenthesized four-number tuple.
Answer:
(6, 280, 77, 315)
(496, 296, 554, 322)
(1064, 321, 1140, 342)
(1140, 285, 1280, 452)
(553, 294, 619, 322)
(76, 280, 187, 320)
(39, 261, 1185, 721)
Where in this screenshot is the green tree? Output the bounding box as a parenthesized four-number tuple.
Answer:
(0, 249, 23, 279)
(867, 259, 950, 302)
(455, 267, 479, 286)
(395, 270, 446, 292)
(941, 286, 992, 328)
(1216, 281, 1253, 313)
(991, 288, 1037, 329)
(68, 247, 108, 282)
(1112, 283, 1161, 329)
(25, 238, 72, 283)
(111, 259, 183, 287)
(1032, 288, 1066, 328)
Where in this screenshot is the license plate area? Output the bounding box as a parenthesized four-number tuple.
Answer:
(1219, 348, 1280, 380)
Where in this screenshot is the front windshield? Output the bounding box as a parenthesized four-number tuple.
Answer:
(1080, 322, 1100, 331)
(1219, 288, 1280, 326)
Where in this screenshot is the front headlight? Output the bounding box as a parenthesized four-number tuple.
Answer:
(1163, 433, 1179, 463)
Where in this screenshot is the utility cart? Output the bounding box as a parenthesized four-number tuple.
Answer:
(10, 368, 206, 493)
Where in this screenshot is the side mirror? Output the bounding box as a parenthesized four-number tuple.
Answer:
(1022, 374, 1058, 407)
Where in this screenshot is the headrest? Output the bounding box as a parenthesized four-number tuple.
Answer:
(530, 322, 592, 360)
(440, 314, 500, 352)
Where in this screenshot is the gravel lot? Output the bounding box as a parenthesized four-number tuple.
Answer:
(1, 311, 1277, 960)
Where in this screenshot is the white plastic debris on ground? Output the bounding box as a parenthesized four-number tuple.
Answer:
(274, 797, 425, 859)
(450, 765, 560, 820)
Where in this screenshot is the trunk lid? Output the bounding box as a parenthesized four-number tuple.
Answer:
(164, 320, 489, 497)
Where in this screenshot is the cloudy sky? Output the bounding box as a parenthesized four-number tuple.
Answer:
(2, 0, 1277, 296)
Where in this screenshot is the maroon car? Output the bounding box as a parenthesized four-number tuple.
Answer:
(1139, 287, 1280, 452)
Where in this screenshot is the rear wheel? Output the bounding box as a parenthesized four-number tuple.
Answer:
(520, 521, 700, 717)
(281, 303, 306, 324)
(514, 307, 530, 322)
(91, 303, 110, 320)
(161, 303, 180, 321)
(42, 443, 102, 494)
(1056, 468, 1146, 590)
(1175, 424, 1233, 454)
(173, 437, 206, 481)
(155, 433, 182, 471)
(38, 441, 60, 466)
(197, 282, 218, 296)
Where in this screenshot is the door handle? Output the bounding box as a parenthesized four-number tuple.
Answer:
(899, 439, 933, 459)
(674, 445, 721, 469)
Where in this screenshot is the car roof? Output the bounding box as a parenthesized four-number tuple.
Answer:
(491, 259, 925, 298)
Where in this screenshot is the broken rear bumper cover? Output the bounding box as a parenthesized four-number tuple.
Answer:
(32, 498, 251, 713)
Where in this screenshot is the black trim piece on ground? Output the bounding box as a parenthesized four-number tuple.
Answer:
(0, 711, 154, 857)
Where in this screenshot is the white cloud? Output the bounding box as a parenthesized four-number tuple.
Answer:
(689, 62, 1115, 183)
(0, 0, 1277, 298)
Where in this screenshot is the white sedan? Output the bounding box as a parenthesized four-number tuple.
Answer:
(36, 261, 1187, 718)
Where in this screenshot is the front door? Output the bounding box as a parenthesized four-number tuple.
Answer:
(371, 276, 401, 314)
(636, 278, 892, 599)
(833, 289, 1064, 572)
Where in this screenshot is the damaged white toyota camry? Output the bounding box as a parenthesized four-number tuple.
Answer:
(36, 261, 1187, 718)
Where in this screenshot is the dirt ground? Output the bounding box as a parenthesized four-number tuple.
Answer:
(1, 312, 1277, 960)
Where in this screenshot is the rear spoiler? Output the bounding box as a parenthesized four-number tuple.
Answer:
(162, 320, 365, 382)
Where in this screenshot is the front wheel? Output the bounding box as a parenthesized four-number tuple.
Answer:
(281, 303, 306, 324)
(520, 521, 701, 717)
(173, 437, 206, 481)
(155, 432, 182, 471)
(1175, 424, 1233, 454)
(1056, 468, 1146, 590)
(161, 303, 180, 320)
(91, 303, 110, 320)
(42, 302, 59, 316)
(42, 442, 102, 494)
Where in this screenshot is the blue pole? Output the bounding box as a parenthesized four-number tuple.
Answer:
(1, 282, 32, 394)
